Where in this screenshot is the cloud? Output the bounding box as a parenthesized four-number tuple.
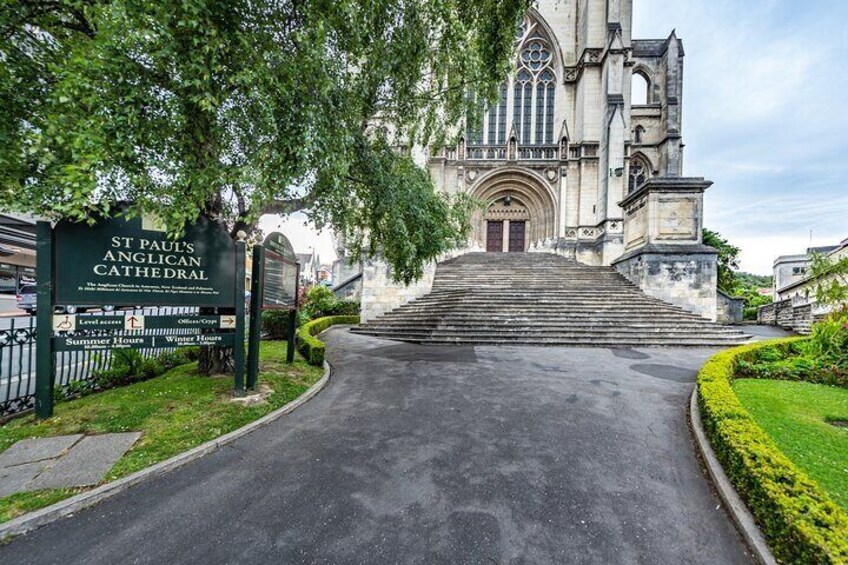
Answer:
(258, 213, 337, 265)
(635, 0, 848, 273)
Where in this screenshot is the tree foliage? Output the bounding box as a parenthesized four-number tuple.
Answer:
(809, 251, 848, 310)
(0, 0, 530, 283)
(703, 228, 741, 293)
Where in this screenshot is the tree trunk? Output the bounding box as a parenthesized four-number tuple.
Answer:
(197, 306, 235, 376)
(198, 343, 234, 375)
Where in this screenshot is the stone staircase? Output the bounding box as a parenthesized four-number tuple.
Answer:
(351, 252, 752, 347)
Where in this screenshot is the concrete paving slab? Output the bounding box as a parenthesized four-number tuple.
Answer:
(0, 462, 48, 498)
(0, 435, 83, 468)
(27, 433, 141, 490)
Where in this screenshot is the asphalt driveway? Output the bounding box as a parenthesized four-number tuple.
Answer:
(0, 329, 751, 564)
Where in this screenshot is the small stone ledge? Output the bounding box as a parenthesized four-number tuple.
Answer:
(611, 243, 718, 266)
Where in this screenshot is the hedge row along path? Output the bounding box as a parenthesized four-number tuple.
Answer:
(0, 330, 750, 563)
(697, 339, 848, 564)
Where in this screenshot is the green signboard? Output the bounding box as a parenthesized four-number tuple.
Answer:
(54, 214, 236, 307)
(36, 214, 248, 419)
(262, 232, 299, 310)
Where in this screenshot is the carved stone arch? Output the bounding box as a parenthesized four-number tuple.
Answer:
(469, 168, 558, 249)
(631, 66, 654, 105)
(523, 8, 564, 77)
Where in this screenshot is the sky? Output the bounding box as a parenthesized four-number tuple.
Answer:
(261, 0, 848, 275)
(634, 0, 848, 274)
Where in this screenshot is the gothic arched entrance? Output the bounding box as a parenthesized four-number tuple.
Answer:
(469, 169, 557, 252)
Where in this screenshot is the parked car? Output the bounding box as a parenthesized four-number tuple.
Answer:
(16, 285, 36, 314)
(16, 284, 115, 315)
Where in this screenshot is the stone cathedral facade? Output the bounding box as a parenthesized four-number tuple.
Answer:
(350, 0, 720, 322)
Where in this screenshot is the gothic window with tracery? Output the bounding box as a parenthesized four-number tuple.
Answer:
(467, 13, 556, 147)
(516, 17, 556, 145)
(628, 156, 651, 193)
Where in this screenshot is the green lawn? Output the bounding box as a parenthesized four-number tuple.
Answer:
(0, 341, 323, 523)
(733, 379, 848, 510)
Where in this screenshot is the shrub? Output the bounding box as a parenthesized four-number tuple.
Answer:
(697, 338, 848, 563)
(803, 312, 848, 368)
(296, 315, 360, 366)
(301, 286, 337, 319)
(111, 349, 144, 375)
(140, 358, 164, 380)
(182, 347, 201, 362)
(300, 285, 361, 321)
(157, 350, 191, 370)
(92, 366, 132, 388)
(734, 332, 848, 388)
(61, 348, 195, 402)
(327, 299, 360, 316)
(261, 309, 293, 339)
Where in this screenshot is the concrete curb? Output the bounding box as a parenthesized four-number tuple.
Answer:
(689, 387, 776, 565)
(0, 360, 332, 541)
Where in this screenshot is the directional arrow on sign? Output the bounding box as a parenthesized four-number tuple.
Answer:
(124, 314, 145, 331)
(219, 315, 236, 329)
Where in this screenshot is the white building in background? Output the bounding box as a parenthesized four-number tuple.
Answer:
(297, 250, 320, 286)
(759, 236, 848, 332)
(773, 239, 848, 304)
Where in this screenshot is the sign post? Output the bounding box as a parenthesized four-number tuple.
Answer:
(35, 221, 54, 419)
(34, 213, 245, 418)
(287, 310, 297, 364)
(246, 244, 265, 390)
(233, 235, 247, 394)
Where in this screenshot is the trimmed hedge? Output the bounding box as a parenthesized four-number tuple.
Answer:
(296, 315, 360, 366)
(697, 338, 848, 564)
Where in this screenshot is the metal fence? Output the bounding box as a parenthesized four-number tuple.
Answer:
(0, 307, 206, 418)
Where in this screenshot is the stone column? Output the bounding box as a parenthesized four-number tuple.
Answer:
(611, 177, 719, 320)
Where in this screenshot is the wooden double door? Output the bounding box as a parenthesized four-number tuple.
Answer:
(486, 220, 526, 252)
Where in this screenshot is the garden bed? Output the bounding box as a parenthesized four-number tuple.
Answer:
(0, 341, 323, 523)
(696, 336, 848, 563)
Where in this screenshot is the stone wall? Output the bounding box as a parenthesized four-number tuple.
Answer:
(716, 290, 743, 324)
(613, 247, 718, 320)
(333, 274, 362, 300)
(757, 299, 828, 335)
(360, 248, 472, 322)
(360, 260, 436, 323)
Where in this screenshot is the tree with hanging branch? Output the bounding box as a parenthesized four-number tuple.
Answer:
(1, 0, 530, 373)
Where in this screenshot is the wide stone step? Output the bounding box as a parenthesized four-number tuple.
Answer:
(355, 328, 746, 339)
(386, 305, 707, 317)
(359, 251, 752, 347)
(350, 331, 750, 347)
(359, 319, 732, 329)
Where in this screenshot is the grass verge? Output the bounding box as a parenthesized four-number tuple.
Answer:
(0, 341, 323, 523)
(733, 379, 848, 511)
(697, 338, 848, 563)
